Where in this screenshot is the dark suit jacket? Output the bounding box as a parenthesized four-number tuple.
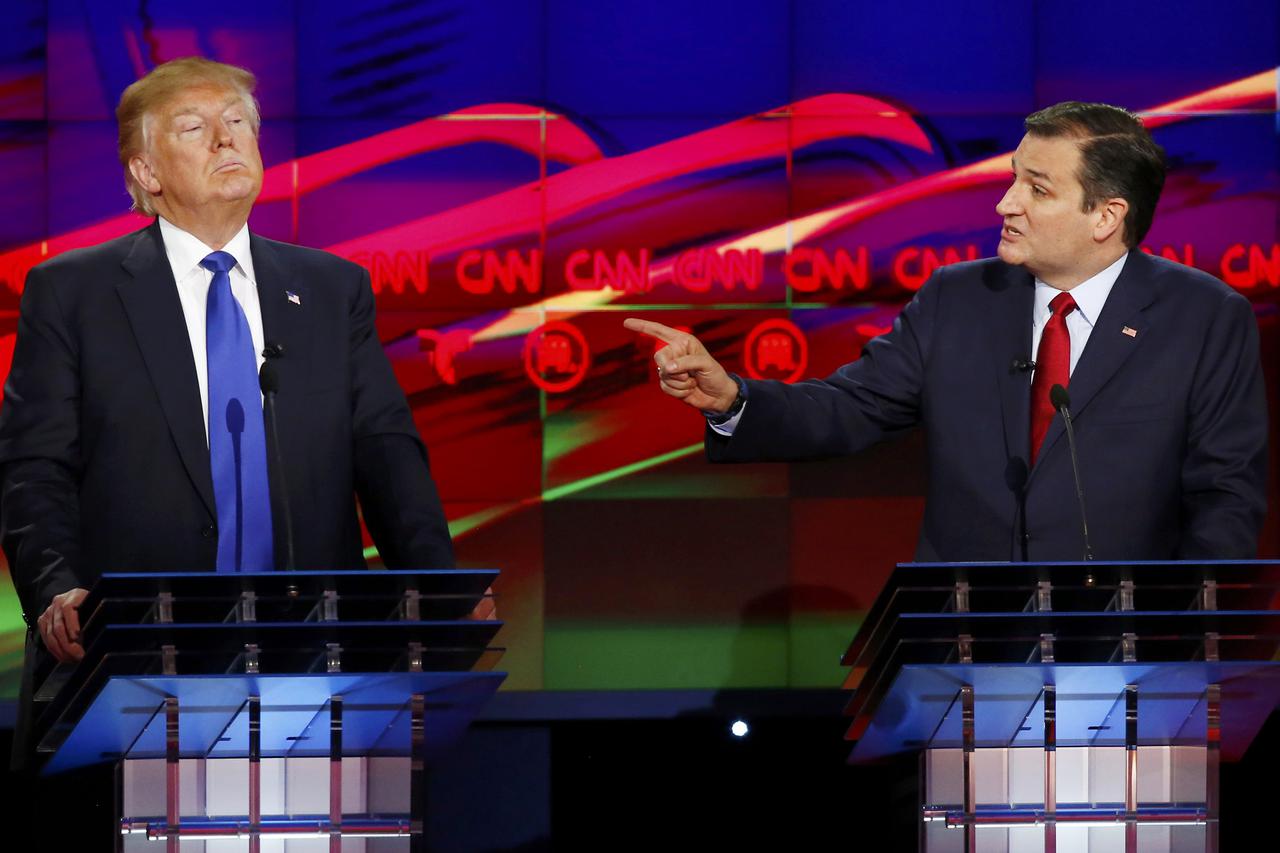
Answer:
(709, 250, 1267, 561)
(0, 220, 453, 625)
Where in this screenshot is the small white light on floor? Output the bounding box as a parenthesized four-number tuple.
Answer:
(730, 719, 749, 738)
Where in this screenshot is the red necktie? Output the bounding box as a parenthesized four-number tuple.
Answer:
(1029, 291, 1077, 464)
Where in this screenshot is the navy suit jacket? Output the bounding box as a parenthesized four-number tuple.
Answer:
(0, 220, 454, 627)
(709, 250, 1267, 561)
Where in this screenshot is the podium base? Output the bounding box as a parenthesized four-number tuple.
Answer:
(120, 756, 418, 851)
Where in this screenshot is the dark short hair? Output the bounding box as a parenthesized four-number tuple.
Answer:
(1024, 102, 1166, 247)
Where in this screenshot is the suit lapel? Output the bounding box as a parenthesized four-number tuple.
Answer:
(994, 266, 1036, 467)
(117, 221, 216, 516)
(250, 234, 310, 391)
(249, 235, 312, 563)
(1029, 250, 1157, 479)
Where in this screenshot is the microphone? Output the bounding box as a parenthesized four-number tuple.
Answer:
(1050, 384, 1094, 571)
(259, 360, 296, 571)
(1010, 358, 1036, 373)
(226, 399, 246, 572)
(263, 342, 285, 360)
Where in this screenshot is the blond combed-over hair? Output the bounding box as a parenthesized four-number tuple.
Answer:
(116, 57, 261, 216)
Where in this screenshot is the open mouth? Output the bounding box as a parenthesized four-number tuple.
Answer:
(1002, 225, 1023, 238)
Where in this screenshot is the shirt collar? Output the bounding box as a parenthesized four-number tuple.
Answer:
(1034, 252, 1128, 327)
(157, 217, 256, 285)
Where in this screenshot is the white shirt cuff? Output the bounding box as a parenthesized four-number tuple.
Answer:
(707, 401, 746, 436)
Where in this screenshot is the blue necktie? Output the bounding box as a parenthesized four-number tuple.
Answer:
(202, 251, 274, 573)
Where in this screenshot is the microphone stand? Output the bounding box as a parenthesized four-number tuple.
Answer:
(1050, 384, 1094, 586)
(259, 349, 296, 572)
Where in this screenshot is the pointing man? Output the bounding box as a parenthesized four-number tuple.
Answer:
(627, 101, 1267, 561)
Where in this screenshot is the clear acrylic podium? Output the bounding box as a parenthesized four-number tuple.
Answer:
(30, 570, 504, 851)
(841, 561, 1280, 852)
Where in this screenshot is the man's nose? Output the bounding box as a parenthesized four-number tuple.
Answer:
(996, 185, 1021, 216)
(213, 123, 234, 148)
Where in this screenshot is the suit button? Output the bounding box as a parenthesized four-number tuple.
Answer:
(201, 525, 215, 539)
(1022, 533, 1031, 544)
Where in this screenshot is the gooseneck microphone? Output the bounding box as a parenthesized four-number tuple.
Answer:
(1050, 384, 1094, 565)
(259, 346, 296, 571)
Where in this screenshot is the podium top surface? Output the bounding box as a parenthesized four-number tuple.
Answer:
(43, 671, 505, 775)
(888, 559, 1280, 587)
(844, 560, 1280, 668)
(884, 559, 1280, 593)
(900, 559, 1280, 567)
(842, 561, 1280, 764)
(87, 568, 497, 594)
(34, 569, 506, 772)
(848, 661, 1280, 764)
(99, 568, 497, 574)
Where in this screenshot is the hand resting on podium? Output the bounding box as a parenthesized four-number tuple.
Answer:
(37, 586, 88, 663)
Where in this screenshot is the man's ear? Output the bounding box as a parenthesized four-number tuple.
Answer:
(128, 155, 160, 194)
(1093, 197, 1129, 244)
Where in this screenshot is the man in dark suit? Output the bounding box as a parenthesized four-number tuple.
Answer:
(0, 57, 466, 762)
(626, 101, 1267, 561)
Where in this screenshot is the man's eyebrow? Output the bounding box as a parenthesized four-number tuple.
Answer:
(168, 97, 242, 119)
(1011, 158, 1053, 183)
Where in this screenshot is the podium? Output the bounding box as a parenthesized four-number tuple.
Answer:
(841, 561, 1280, 852)
(30, 569, 504, 851)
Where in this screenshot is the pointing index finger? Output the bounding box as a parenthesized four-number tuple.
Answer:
(623, 317, 683, 346)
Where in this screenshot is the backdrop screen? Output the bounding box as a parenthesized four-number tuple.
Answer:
(0, 0, 1277, 698)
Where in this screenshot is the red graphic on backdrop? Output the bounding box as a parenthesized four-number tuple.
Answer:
(893, 245, 981, 291)
(1, 72, 1275, 308)
(673, 248, 763, 292)
(0, 333, 15, 410)
(457, 249, 543, 295)
(352, 250, 430, 295)
(417, 328, 475, 385)
(856, 323, 892, 339)
(523, 321, 591, 393)
(1221, 243, 1280, 288)
(744, 319, 808, 383)
(0, 68, 1270, 547)
(785, 247, 870, 292)
(566, 249, 652, 293)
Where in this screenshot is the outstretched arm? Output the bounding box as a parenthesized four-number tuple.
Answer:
(624, 272, 940, 462)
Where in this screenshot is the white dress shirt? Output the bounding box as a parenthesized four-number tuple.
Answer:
(1029, 252, 1127, 378)
(157, 217, 266, 444)
(711, 252, 1129, 436)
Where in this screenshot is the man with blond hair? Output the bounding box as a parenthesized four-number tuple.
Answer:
(0, 57, 460, 768)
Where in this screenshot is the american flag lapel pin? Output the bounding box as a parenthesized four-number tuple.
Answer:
(1121, 326, 1137, 338)
(286, 290, 301, 306)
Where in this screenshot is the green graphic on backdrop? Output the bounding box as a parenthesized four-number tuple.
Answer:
(0, 567, 25, 700)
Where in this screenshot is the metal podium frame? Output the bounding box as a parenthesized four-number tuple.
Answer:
(841, 561, 1280, 853)
(30, 569, 504, 851)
